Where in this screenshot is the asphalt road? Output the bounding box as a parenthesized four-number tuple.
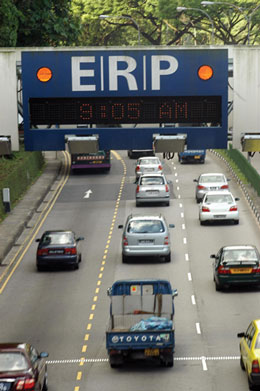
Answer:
(0, 150, 259, 391)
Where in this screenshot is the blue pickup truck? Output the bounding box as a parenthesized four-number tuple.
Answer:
(106, 279, 178, 368)
(178, 149, 206, 164)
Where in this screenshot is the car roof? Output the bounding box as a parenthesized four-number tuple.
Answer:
(204, 191, 232, 196)
(138, 156, 159, 161)
(139, 173, 165, 177)
(43, 230, 74, 234)
(253, 320, 260, 330)
(128, 213, 164, 220)
(223, 245, 257, 251)
(200, 173, 225, 177)
(0, 343, 27, 351)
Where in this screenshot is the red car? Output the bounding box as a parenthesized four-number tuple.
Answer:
(0, 343, 48, 391)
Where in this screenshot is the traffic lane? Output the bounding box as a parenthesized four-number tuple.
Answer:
(175, 153, 260, 389)
(0, 155, 126, 390)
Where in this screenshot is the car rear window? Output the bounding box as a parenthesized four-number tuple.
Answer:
(127, 220, 165, 233)
(42, 232, 74, 245)
(0, 352, 28, 371)
(222, 249, 258, 262)
(205, 194, 233, 203)
(200, 175, 225, 183)
(139, 158, 159, 165)
(140, 177, 164, 185)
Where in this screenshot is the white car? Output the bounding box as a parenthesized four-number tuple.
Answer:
(135, 156, 163, 180)
(199, 191, 239, 225)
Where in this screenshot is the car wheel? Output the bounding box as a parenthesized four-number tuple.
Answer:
(248, 375, 257, 390)
(42, 371, 48, 391)
(122, 254, 128, 264)
(136, 201, 140, 207)
(165, 253, 171, 263)
(215, 280, 222, 291)
(165, 201, 170, 206)
(73, 262, 79, 270)
(240, 356, 245, 371)
(196, 198, 200, 204)
(37, 265, 44, 272)
(234, 220, 239, 225)
(79, 254, 82, 263)
(200, 220, 205, 226)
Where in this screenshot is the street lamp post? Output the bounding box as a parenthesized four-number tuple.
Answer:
(201, 1, 250, 44)
(177, 6, 215, 44)
(99, 14, 141, 45)
(248, 4, 260, 45)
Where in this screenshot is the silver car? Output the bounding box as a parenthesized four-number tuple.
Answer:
(136, 173, 170, 206)
(118, 214, 174, 263)
(135, 156, 163, 180)
(199, 191, 239, 225)
(194, 172, 230, 203)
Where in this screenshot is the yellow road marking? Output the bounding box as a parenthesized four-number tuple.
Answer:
(82, 345, 87, 352)
(76, 372, 82, 380)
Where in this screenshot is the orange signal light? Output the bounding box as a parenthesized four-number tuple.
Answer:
(198, 65, 213, 81)
(37, 67, 52, 82)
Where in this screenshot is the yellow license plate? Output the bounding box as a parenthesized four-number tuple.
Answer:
(194, 156, 200, 159)
(230, 268, 252, 274)
(144, 348, 159, 356)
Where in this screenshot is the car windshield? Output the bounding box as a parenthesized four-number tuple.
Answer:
(140, 177, 164, 185)
(200, 175, 225, 183)
(0, 352, 28, 371)
(205, 194, 233, 203)
(42, 232, 74, 245)
(222, 249, 258, 262)
(127, 220, 165, 233)
(139, 159, 159, 165)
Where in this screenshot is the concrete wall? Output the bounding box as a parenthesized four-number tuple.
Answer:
(0, 51, 19, 150)
(232, 47, 260, 149)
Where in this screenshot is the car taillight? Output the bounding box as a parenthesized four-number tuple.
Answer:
(136, 185, 140, 193)
(229, 206, 237, 211)
(65, 247, 77, 255)
(221, 184, 229, 189)
(37, 248, 48, 256)
(16, 378, 35, 390)
(123, 236, 128, 246)
(136, 165, 140, 172)
(165, 184, 169, 192)
(198, 185, 205, 190)
(202, 206, 210, 212)
(252, 360, 260, 373)
(217, 265, 231, 274)
(252, 267, 260, 273)
(158, 165, 162, 171)
(164, 236, 169, 245)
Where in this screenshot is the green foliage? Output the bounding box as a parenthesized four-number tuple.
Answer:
(0, 0, 20, 46)
(0, 150, 44, 221)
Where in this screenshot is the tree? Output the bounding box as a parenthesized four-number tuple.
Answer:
(14, 0, 80, 46)
(0, 0, 20, 46)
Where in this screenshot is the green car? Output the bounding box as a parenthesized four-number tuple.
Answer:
(211, 245, 260, 291)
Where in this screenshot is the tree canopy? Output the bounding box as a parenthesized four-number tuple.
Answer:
(0, 0, 260, 47)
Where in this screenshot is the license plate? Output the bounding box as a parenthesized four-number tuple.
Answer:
(49, 249, 64, 254)
(213, 215, 226, 218)
(139, 240, 154, 244)
(230, 268, 252, 274)
(145, 348, 159, 356)
(210, 187, 218, 190)
(146, 191, 159, 195)
(194, 156, 200, 159)
(145, 168, 154, 172)
(0, 383, 11, 391)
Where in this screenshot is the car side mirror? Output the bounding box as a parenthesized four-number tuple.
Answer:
(39, 352, 49, 358)
(210, 254, 216, 258)
(118, 225, 123, 229)
(107, 287, 112, 296)
(167, 180, 172, 184)
(76, 237, 84, 241)
(193, 179, 198, 182)
(235, 197, 240, 201)
(172, 289, 178, 298)
(169, 224, 175, 228)
(35, 238, 40, 242)
(227, 178, 231, 181)
(237, 332, 245, 338)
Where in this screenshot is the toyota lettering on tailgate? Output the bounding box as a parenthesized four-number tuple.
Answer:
(111, 333, 170, 344)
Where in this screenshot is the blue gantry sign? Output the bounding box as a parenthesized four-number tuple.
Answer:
(22, 48, 228, 151)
